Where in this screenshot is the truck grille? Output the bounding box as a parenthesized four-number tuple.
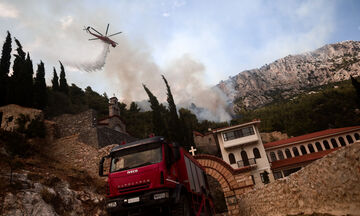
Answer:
(118, 182, 150, 193)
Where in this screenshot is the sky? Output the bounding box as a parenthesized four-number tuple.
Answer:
(0, 0, 359, 120)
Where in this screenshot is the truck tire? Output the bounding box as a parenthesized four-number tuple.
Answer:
(171, 195, 191, 216)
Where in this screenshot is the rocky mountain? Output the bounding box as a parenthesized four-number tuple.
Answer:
(218, 40, 360, 109)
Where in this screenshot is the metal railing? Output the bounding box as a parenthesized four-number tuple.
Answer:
(237, 158, 256, 168)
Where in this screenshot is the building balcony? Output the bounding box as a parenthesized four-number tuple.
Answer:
(223, 135, 259, 149)
(237, 158, 257, 168)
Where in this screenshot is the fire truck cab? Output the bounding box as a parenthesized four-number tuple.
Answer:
(99, 136, 215, 216)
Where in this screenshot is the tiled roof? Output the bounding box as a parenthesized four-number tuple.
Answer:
(271, 148, 338, 169)
(193, 131, 204, 136)
(193, 131, 212, 137)
(264, 126, 360, 149)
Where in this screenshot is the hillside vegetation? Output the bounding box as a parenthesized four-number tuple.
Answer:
(232, 78, 360, 137)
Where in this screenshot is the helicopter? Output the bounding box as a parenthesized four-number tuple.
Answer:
(84, 24, 121, 47)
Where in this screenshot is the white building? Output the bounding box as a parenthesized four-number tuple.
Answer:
(212, 120, 274, 187)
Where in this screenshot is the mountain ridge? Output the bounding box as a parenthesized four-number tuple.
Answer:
(217, 40, 360, 109)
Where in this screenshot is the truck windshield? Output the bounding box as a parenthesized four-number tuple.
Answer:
(110, 143, 162, 173)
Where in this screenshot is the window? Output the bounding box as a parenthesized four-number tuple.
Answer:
(339, 137, 346, 146)
(260, 171, 270, 184)
(228, 153, 236, 164)
(300, 145, 307, 155)
(315, 142, 323, 151)
(270, 152, 277, 162)
(331, 138, 339, 148)
(223, 127, 255, 141)
(283, 167, 302, 177)
(346, 135, 354, 144)
(285, 149, 292, 158)
(253, 148, 261, 159)
(277, 150, 285, 160)
(273, 171, 283, 180)
(292, 147, 300, 157)
(241, 150, 250, 166)
(307, 144, 315, 153)
(355, 133, 360, 140)
(323, 140, 331, 150)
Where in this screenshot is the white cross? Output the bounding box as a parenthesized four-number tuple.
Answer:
(189, 146, 197, 156)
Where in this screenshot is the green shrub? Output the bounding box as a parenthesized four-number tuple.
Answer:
(26, 116, 46, 138)
(15, 114, 46, 138)
(0, 129, 29, 157)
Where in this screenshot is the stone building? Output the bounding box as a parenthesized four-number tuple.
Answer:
(264, 125, 360, 179)
(52, 96, 136, 148)
(192, 131, 219, 155)
(0, 104, 43, 131)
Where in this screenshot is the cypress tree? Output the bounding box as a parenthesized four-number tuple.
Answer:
(143, 84, 167, 137)
(59, 61, 68, 94)
(11, 39, 27, 105)
(23, 53, 34, 107)
(162, 75, 182, 143)
(33, 61, 47, 109)
(0, 31, 12, 105)
(51, 67, 59, 91)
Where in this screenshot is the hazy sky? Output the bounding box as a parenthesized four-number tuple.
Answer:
(0, 0, 359, 104)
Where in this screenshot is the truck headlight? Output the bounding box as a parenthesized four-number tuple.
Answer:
(106, 201, 117, 208)
(153, 192, 169, 200)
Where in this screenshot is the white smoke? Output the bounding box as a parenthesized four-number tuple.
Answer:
(1, 0, 233, 122)
(66, 43, 110, 72)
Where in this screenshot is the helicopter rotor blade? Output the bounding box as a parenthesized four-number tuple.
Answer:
(108, 32, 122, 37)
(105, 24, 109, 36)
(89, 38, 100, 40)
(90, 27, 103, 36)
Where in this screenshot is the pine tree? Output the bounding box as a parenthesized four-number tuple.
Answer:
(162, 75, 182, 143)
(0, 31, 12, 105)
(51, 67, 59, 91)
(129, 102, 140, 113)
(33, 61, 47, 109)
(351, 76, 360, 108)
(143, 84, 168, 137)
(59, 61, 68, 94)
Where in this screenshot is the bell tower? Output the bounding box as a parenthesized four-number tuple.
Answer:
(109, 96, 120, 117)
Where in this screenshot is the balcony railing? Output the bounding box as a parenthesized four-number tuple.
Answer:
(237, 158, 257, 168)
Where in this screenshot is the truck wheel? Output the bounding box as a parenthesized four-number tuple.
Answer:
(171, 195, 191, 216)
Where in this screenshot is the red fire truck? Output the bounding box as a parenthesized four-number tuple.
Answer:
(99, 136, 215, 216)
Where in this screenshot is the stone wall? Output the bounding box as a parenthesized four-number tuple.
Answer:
(96, 127, 137, 148)
(238, 142, 360, 216)
(260, 131, 289, 144)
(52, 109, 97, 139)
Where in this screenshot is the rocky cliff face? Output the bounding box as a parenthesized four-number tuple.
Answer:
(218, 41, 360, 108)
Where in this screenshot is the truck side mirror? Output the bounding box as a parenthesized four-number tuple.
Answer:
(99, 156, 109, 177)
(173, 142, 181, 161)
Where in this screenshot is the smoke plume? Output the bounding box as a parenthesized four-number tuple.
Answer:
(66, 43, 110, 72)
(2, 0, 233, 122)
